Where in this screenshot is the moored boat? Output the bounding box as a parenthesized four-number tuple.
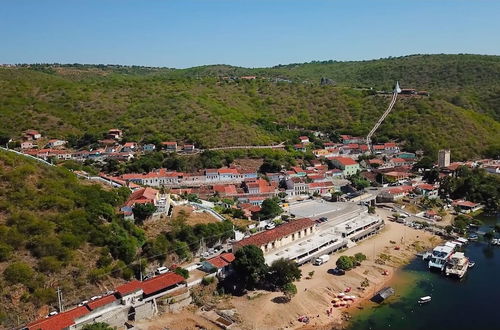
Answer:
(445, 252, 469, 278)
(418, 296, 432, 304)
(428, 245, 455, 271)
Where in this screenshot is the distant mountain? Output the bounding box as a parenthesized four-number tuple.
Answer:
(1, 54, 499, 159)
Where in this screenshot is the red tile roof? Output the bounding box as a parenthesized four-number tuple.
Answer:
(141, 272, 185, 295)
(26, 306, 89, 330)
(329, 157, 358, 166)
(233, 218, 314, 249)
(416, 183, 435, 191)
(452, 200, 479, 208)
(390, 158, 406, 163)
(207, 253, 235, 269)
(86, 295, 116, 310)
(125, 187, 158, 207)
(162, 141, 177, 146)
(115, 280, 143, 296)
(220, 252, 235, 263)
(218, 168, 239, 174)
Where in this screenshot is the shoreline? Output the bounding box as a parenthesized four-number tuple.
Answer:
(133, 211, 441, 330)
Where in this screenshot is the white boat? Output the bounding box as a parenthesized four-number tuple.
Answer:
(456, 237, 469, 245)
(445, 252, 469, 278)
(418, 296, 432, 304)
(468, 261, 475, 268)
(428, 245, 455, 271)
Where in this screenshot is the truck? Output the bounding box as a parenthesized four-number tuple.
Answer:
(313, 254, 330, 266)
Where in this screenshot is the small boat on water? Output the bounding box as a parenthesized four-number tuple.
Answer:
(468, 261, 475, 268)
(418, 296, 432, 304)
(468, 233, 478, 241)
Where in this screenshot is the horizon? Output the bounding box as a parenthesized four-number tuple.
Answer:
(3, 53, 499, 70)
(2, 1, 500, 68)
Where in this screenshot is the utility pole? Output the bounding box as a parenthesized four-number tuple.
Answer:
(57, 287, 64, 312)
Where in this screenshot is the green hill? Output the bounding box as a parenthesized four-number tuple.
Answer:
(0, 149, 144, 326)
(1, 54, 499, 159)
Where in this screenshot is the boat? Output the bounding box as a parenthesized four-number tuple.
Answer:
(445, 252, 469, 278)
(371, 287, 395, 303)
(428, 245, 455, 271)
(456, 237, 469, 245)
(418, 296, 432, 304)
(468, 233, 478, 241)
(468, 261, 475, 268)
(421, 251, 432, 261)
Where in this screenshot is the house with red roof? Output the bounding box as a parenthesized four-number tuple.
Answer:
(26, 306, 90, 330)
(141, 272, 186, 298)
(107, 128, 123, 140)
(24, 129, 42, 141)
(213, 184, 238, 196)
(389, 157, 411, 167)
(46, 139, 67, 148)
(328, 157, 360, 176)
(122, 142, 137, 152)
(298, 136, 310, 144)
(452, 200, 483, 213)
(183, 144, 195, 153)
(294, 143, 307, 152)
(414, 183, 438, 198)
(384, 171, 412, 182)
(200, 253, 236, 279)
(308, 181, 334, 195)
(377, 185, 414, 202)
(232, 218, 315, 256)
(161, 141, 178, 152)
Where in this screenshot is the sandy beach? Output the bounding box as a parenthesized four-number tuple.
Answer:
(135, 208, 441, 330)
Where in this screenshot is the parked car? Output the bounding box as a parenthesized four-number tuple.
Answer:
(155, 266, 169, 275)
(265, 223, 276, 230)
(329, 268, 346, 276)
(319, 217, 328, 222)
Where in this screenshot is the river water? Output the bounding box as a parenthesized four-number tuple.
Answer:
(348, 215, 500, 330)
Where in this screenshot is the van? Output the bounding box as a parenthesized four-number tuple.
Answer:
(313, 254, 330, 266)
(155, 266, 169, 275)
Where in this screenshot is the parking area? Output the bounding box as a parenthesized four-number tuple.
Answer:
(285, 200, 360, 220)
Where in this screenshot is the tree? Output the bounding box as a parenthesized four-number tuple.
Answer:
(423, 169, 440, 184)
(174, 267, 190, 279)
(256, 198, 283, 220)
(82, 323, 114, 330)
(268, 258, 302, 288)
(233, 245, 268, 290)
(281, 282, 297, 302)
(336, 255, 354, 270)
(354, 253, 367, 263)
(3, 262, 34, 285)
(484, 231, 494, 242)
(132, 203, 156, 223)
(368, 206, 376, 214)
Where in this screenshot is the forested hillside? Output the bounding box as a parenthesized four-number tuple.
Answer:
(0, 150, 144, 326)
(1, 54, 499, 159)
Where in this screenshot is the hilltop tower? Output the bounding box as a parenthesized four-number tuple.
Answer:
(394, 81, 402, 94)
(438, 149, 451, 168)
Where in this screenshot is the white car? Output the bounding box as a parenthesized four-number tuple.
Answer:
(265, 223, 276, 230)
(90, 295, 102, 301)
(155, 266, 169, 275)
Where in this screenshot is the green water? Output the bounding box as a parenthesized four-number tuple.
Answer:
(348, 215, 500, 330)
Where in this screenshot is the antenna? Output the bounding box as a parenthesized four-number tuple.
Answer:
(57, 287, 64, 312)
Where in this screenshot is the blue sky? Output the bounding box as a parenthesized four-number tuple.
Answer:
(1, 0, 499, 68)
